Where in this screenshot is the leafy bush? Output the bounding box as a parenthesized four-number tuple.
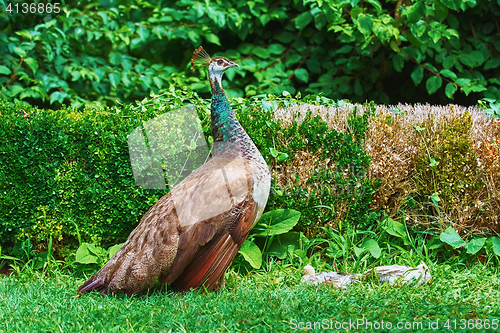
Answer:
(1, 0, 500, 110)
(0, 94, 191, 256)
(413, 111, 482, 210)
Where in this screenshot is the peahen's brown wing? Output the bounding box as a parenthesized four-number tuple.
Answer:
(78, 155, 261, 295)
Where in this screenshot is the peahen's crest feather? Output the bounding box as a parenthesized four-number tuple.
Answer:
(191, 46, 211, 71)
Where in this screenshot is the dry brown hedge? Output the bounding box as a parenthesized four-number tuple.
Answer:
(273, 103, 500, 236)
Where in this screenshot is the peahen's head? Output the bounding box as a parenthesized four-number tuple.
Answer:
(191, 46, 239, 92)
(208, 57, 239, 77)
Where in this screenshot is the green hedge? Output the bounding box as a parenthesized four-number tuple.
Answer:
(0, 95, 191, 256)
(0, 88, 379, 257)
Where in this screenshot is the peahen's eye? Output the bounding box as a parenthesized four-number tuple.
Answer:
(217, 60, 223, 65)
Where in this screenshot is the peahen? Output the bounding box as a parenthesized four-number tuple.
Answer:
(78, 47, 271, 295)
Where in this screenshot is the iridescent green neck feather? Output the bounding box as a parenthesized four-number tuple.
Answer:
(209, 71, 247, 144)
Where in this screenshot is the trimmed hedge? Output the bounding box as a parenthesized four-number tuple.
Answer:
(0, 88, 379, 257)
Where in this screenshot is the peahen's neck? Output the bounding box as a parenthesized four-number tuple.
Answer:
(209, 72, 249, 145)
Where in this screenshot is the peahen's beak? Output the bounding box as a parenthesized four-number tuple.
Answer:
(227, 61, 239, 68)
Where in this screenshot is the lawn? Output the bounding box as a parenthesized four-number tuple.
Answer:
(1, 262, 499, 332)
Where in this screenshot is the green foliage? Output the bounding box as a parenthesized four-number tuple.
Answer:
(413, 111, 483, 213)
(75, 242, 123, 266)
(479, 98, 500, 118)
(439, 226, 500, 257)
(1, 0, 500, 109)
(440, 226, 466, 249)
(239, 209, 302, 269)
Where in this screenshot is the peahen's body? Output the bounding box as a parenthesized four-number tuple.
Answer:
(78, 47, 271, 295)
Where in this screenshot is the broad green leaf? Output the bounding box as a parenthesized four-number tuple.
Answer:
(405, 1, 425, 23)
(430, 192, 441, 204)
(427, 236, 445, 250)
(13, 46, 26, 57)
(261, 99, 271, 111)
(383, 218, 407, 239)
(455, 78, 471, 86)
(254, 209, 301, 237)
(489, 237, 500, 256)
(108, 73, 121, 88)
(484, 58, 500, 70)
(306, 59, 321, 73)
(238, 43, 254, 54)
(365, 0, 382, 13)
(424, 62, 438, 72)
(71, 71, 81, 81)
(336, 45, 353, 54)
(355, 238, 381, 258)
(0, 65, 11, 75)
(277, 152, 289, 162)
(440, 0, 458, 10)
(109, 52, 122, 66)
(443, 56, 455, 69)
(50, 91, 70, 104)
(153, 77, 163, 89)
(140, 76, 152, 87)
(350, 7, 364, 20)
(295, 11, 313, 30)
(75, 243, 99, 264)
(16, 30, 32, 39)
(252, 47, 270, 59)
(239, 240, 262, 269)
(33, 251, 50, 270)
(294, 68, 309, 83)
(388, 40, 400, 52)
(268, 44, 286, 55)
(443, 28, 459, 40)
(465, 238, 486, 255)
(440, 227, 465, 249)
(86, 243, 107, 257)
(411, 66, 424, 85)
(433, 0, 449, 22)
(267, 232, 301, 259)
(24, 58, 38, 75)
(426, 76, 442, 94)
(205, 33, 221, 46)
(357, 14, 373, 35)
(108, 243, 123, 259)
(393, 55, 404, 72)
(313, 8, 327, 30)
(445, 82, 457, 99)
(428, 30, 441, 43)
(459, 51, 485, 68)
(470, 84, 487, 92)
(269, 147, 278, 158)
(439, 69, 457, 80)
(260, 13, 271, 26)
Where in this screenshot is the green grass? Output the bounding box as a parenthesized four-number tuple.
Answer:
(0, 262, 499, 332)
